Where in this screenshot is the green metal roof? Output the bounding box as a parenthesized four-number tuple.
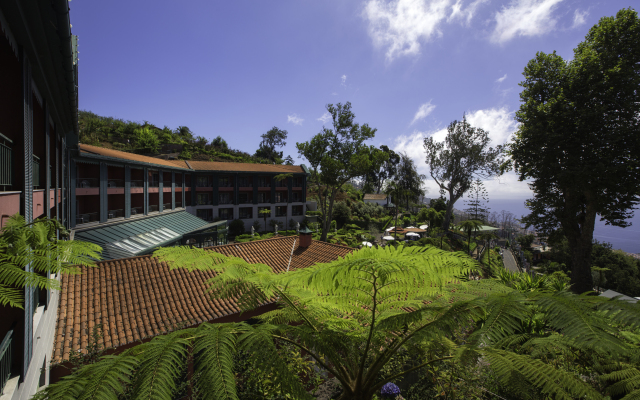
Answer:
(477, 225, 499, 232)
(74, 211, 221, 260)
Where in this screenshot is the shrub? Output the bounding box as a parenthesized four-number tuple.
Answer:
(228, 219, 245, 238)
(252, 219, 262, 232)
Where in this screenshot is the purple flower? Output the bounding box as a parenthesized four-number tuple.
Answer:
(380, 382, 401, 398)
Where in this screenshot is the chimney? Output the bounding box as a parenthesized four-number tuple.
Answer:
(298, 226, 313, 248)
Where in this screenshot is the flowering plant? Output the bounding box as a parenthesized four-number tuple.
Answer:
(380, 382, 401, 398)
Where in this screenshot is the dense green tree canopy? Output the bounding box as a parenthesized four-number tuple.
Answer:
(297, 102, 385, 242)
(363, 145, 399, 194)
(254, 126, 288, 163)
(424, 117, 505, 233)
(509, 8, 640, 294)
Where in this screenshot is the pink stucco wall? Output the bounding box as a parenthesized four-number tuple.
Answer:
(0, 192, 20, 229)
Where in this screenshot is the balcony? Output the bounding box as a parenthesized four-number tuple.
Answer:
(175, 201, 182, 208)
(107, 209, 124, 219)
(162, 203, 171, 210)
(107, 179, 124, 188)
(149, 180, 160, 188)
(218, 197, 233, 205)
(33, 155, 40, 188)
(0, 134, 12, 189)
(77, 178, 99, 188)
(1, 329, 13, 394)
(149, 204, 159, 212)
(76, 212, 99, 225)
(130, 207, 143, 215)
(130, 180, 144, 188)
(275, 180, 287, 188)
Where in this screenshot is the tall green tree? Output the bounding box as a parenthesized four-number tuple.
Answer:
(0, 215, 101, 308)
(255, 126, 288, 163)
(509, 9, 640, 294)
(464, 179, 489, 222)
(297, 102, 384, 242)
(395, 152, 426, 210)
(424, 117, 505, 234)
(363, 145, 398, 194)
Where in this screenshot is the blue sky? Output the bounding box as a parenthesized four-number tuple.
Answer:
(70, 0, 634, 201)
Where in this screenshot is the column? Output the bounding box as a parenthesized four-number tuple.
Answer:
(171, 171, 175, 210)
(158, 170, 164, 212)
(99, 162, 108, 222)
(124, 166, 131, 218)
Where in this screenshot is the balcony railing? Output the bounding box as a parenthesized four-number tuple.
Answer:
(76, 212, 99, 224)
(218, 198, 233, 205)
(275, 180, 287, 188)
(130, 207, 143, 215)
(77, 178, 99, 188)
(0, 133, 13, 188)
(149, 180, 160, 188)
(162, 203, 171, 210)
(196, 198, 212, 206)
(107, 209, 124, 219)
(107, 179, 124, 188)
(149, 205, 159, 212)
(130, 180, 144, 188)
(33, 155, 40, 188)
(1, 329, 13, 395)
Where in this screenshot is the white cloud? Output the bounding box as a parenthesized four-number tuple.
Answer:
(332, 92, 338, 96)
(394, 106, 528, 199)
(411, 101, 436, 125)
(287, 114, 304, 126)
(317, 112, 332, 124)
(491, 0, 564, 44)
(572, 9, 588, 28)
(363, 0, 452, 61)
(341, 75, 347, 86)
(496, 74, 507, 83)
(449, 0, 487, 25)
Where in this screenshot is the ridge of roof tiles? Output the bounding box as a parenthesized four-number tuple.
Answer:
(78, 143, 305, 173)
(52, 236, 352, 364)
(364, 194, 388, 200)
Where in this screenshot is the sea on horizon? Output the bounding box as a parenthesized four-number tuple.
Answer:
(482, 199, 640, 255)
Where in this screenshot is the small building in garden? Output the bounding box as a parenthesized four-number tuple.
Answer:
(363, 193, 389, 207)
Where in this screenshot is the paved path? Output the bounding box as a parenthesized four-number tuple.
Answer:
(502, 249, 519, 273)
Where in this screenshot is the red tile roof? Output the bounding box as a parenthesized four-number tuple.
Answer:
(52, 236, 352, 363)
(364, 194, 388, 201)
(78, 144, 305, 174)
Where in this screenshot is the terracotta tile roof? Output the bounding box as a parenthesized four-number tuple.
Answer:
(184, 160, 304, 174)
(78, 144, 305, 174)
(364, 194, 388, 201)
(79, 144, 189, 169)
(52, 236, 352, 363)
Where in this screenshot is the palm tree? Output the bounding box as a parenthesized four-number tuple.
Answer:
(0, 215, 101, 308)
(39, 244, 640, 400)
(258, 208, 271, 233)
(384, 181, 411, 240)
(459, 219, 483, 257)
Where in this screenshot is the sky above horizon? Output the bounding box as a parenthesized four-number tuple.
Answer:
(70, 0, 634, 202)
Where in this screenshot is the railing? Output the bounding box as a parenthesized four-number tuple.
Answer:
(175, 201, 182, 208)
(218, 198, 233, 205)
(107, 209, 124, 219)
(275, 181, 287, 188)
(0, 133, 13, 188)
(33, 155, 40, 188)
(237, 179, 252, 188)
(196, 180, 212, 188)
(196, 198, 212, 206)
(1, 329, 13, 395)
(76, 212, 99, 224)
(130, 207, 143, 215)
(77, 178, 99, 188)
(149, 180, 160, 188)
(275, 195, 287, 203)
(130, 180, 144, 188)
(107, 179, 124, 188)
(149, 205, 159, 212)
(218, 180, 233, 188)
(162, 203, 171, 210)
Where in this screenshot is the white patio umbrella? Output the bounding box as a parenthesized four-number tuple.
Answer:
(382, 236, 395, 241)
(385, 226, 395, 232)
(406, 226, 416, 229)
(406, 232, 420, 237)
(361, 241, 373, 247)
(419, 224, 429, 230)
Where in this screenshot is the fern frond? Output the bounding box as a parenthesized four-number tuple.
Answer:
(483, 348, 603, 400)
(130, 330, 192, 400)
(193, 323, 239, 400)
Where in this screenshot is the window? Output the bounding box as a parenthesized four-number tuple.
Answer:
(258, 192, 270, 203)
(293, 177, 304, 187)
(239, 207, 253, 219)
(197, 209, 213, 221)
(238, 177, 252, 187)
(276, 206, 287, 217)
(219, 176, 232, 187)
(291, 192, 302, 202)
(238, 193, 250, 204)
(196, 193, 210, 205)
(219, 193, 233, 204)
(292, 205, 303, 216)
(196, 176, 210, 187)
(149, 171, 159, 187)
(275, 179, 287, 188)
(258, 177, 270, 187)
(219, 208, 233, 220)
(275, 192, 287, 203)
